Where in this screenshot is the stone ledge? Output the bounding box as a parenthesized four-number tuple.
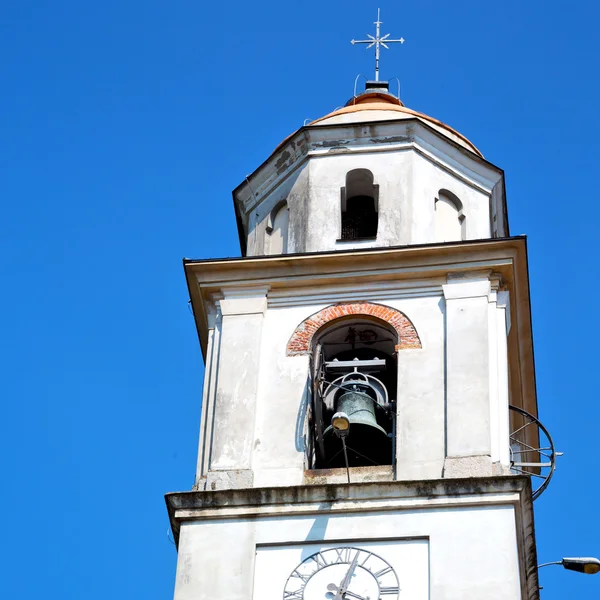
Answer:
(202, 469, 254, 491)
(166, 475, 531, 537)
(303, 465, 393, 485)
(443, 455, 510, 478)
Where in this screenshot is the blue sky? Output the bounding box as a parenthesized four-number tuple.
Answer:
(2, 1, 599, 598)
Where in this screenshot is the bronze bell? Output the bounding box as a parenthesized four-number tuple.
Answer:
(331, 384, 388, 436)
(323, 379, 390, 467)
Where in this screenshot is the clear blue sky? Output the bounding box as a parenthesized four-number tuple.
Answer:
(1, 1, 599, 598)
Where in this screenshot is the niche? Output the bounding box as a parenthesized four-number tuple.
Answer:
(435, 190, 464, 242)
(266, 200, 289, 254)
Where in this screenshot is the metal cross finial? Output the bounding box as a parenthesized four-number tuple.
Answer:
(351, 8, 405, 82)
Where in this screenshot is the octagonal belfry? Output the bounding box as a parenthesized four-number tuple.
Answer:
(233, 82, 507, 257)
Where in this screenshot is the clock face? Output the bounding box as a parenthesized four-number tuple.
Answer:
(283, 546, 400, 600)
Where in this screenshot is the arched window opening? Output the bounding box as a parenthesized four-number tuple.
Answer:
(340, 169, 379, 241)
(266, 201, 289, 254)
(435, 190, 464, 242)
(309, 317, 396, 470)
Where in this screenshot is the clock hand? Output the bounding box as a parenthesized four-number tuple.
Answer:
(329, 583, 369, 599)
(334, 553, 360, 599)
(344, 592, 367, 600)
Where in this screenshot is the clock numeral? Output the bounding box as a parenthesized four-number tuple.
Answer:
(374, 566, 393, 578)
(311, 552, 329, 568)
(380, 586, 400, 595)
(334, 546, 354, 563)
(284, 588, 304, 599)
(291, 569, 310, 583)
(360, 551, 373, 567)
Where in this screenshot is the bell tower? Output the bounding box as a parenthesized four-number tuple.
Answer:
(166, 13, 553, 600)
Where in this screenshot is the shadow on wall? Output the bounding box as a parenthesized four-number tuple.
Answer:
(301, 507, 332, 561)
(295, 377, 310, 454)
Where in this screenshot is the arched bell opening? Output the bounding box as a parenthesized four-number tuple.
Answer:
(340, 169, 379, 241)
(309, 316, 397, 470)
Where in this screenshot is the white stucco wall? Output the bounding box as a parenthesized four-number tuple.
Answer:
(195, 271, 511, 491)
(253, 304, 314, 487)
(252, 149, 492, 255)
(173, 502, 521, 600)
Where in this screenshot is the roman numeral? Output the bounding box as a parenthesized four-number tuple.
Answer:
(374, 566, 392, 578)
(334, 547, 353, 563)
(283, 588, 304, 599)
(380, 586, 400, 595)
(291, 569, 310, 582)
(310, 552, 328, 568)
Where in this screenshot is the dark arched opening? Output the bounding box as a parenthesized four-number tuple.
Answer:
(340, 169, 379, 241)
(309, 316, 396, 469)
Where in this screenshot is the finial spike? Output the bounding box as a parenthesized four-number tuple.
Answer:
(350, 9, 405, 83)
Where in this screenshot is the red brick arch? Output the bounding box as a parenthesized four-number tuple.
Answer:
(286, 302, 422, 356)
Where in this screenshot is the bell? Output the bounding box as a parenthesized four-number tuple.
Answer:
(323, 382, 390, 467)
(331, 387, 388, 436)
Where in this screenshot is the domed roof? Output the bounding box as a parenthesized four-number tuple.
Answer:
(309, 91, 482, 157)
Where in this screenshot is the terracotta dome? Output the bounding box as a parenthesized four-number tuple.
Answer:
(309, 91, 482, 157)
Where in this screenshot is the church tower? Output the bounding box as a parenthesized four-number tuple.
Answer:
(166, 14, 554, 600)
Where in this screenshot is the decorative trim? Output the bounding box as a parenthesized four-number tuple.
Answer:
(286, 301, 422, 356)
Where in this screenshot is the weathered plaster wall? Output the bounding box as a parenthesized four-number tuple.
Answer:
(195, 272, 511, 491)
(254, 147, 492, 255)
(248, 165, 309, 256)
(253, 304, 313, 488)
(173, 501, 522, 600)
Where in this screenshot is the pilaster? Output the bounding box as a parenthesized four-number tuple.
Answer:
(496, 290, 511, 466)
(195, 302, 223, 486)
(204, 287, 269, 490)
(442, 273, 492, 472)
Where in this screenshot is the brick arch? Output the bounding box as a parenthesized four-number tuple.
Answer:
(286, 302, 422, 356)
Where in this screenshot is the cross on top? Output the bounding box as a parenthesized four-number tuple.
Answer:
(351, 9, 405, 82)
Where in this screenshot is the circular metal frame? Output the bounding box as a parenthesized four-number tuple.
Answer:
(509, 405, 558, 500)
(282, 546, 399, 600)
